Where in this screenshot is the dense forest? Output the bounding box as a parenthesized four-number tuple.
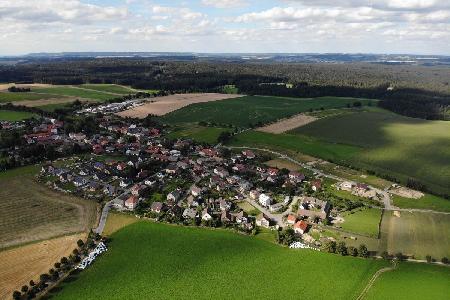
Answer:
(1, 58, 449, 120)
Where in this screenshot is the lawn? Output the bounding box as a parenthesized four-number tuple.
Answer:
(379, 210, 450, 259)
(366, 263, 450, 300)
(52, 221, 387, 300)
(0, 166, 97, 249)
(392, 194, 450, 213)
(0, 110, 37, 121)
(168, 126, 231, 144)
(291, 110, 450, 196)
(162, 96, 375, 128)
(0, 92, 59, 103)
(340, 208, 382, 237)
(32, 86, 117, 101)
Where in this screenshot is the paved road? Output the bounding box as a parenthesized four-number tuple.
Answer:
(244, 197, 285, 225)
(95, 189, 131, 234)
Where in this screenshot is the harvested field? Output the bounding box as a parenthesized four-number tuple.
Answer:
(117, 93, 243, 118)
(0, 83, 53, 91)
(0, 233, 85, 300)
(257, 113, 318, 133)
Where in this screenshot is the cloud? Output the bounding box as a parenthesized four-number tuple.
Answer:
(201, 0, 247, 8)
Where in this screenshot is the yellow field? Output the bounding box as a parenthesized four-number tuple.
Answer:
(102, 212, 139, 236)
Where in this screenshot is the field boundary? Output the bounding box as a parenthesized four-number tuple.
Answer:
(356, 261, 397, 300)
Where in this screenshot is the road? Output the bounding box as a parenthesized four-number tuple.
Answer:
(94, 189, 131, 235)
(228, 146, 450, 215)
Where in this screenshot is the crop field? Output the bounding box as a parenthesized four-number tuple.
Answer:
(340, 208, 382, 237)
(0, 166, 98, 249)
(162, 96, 375, 127)
(168, 126, 231, 144)
(392, 194, 450, 213)
(291, 110, 450, 196)
(0, 110, 37, 121)
(32, 86, 117, 101)
(0, 91, 60, 103)
(379, 211, 450, 259)
(257, 113, 318, 133)
(366, 263, 450, 300)
(52, 221, 387, 300)
(0, 233, 85, 300)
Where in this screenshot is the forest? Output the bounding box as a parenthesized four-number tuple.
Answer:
(0, 58, 449, 120)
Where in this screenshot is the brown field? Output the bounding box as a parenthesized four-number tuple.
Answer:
(11, 97, 81, 107)
(0, 83, 53, 91)
(256, 113, 318, 134)
(102, 212, 139, 236)
(117, 93, 243, 118)
(0, 233, 85, 299)
(0, 175, 98, 249)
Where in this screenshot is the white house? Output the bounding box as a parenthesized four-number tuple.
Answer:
(258, 193, 272, 207)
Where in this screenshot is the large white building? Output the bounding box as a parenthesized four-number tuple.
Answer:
(258, 193, 272, 207)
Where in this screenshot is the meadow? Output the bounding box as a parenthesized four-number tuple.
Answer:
(0, 92, 60, 103)
(366, 263, 450, 300)
(0, 166, 97, 249)
(0, 110, 37, 121)
(391, 194, 450, 213)
(32, 86, 118, 101)
(79, 84, 135, 95)
(52, 221, 388, 300)
(162, 95, 375, 128)
(168, 126, 231, 144)
(378, 210, 450, 259)
(340, 208, 382, 237)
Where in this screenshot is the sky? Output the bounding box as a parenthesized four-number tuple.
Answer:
(0, 0, 449, 55)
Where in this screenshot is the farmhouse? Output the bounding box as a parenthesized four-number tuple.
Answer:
(287, 214, 297, 225)
(125, 195, 139, 210)
(151, 202, 165, 214)
(297, 197, 330, 220)
(256, 214, 271, 228)
(293, 220, 308, 234)
(258, 193, 272, 207)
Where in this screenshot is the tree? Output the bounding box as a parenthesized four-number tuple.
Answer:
(321, 240, 337, 253)
(12, 291, 21, 300)
(77, 239, 84, 248)
(348, 246, 358, 257)
(39, 273, 50, 283)
(337, 242, 348, 256)
(358, 244, 369, 258)
(21, 285, 28, 293)
(441, 257, 449, 264)
(29, 280, 35, 287)
(217, 131, 232, 144)
(426, 255, 432, 263)
(54, 262, 61, 269)
(381, 251, 390, 260)
(395, 252, 404, 261)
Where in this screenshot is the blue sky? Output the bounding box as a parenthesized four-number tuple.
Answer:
(0, 0, 449, 55)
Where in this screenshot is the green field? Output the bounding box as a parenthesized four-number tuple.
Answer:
(32, 87, 117, 101)
(379, 210, 450, 259)
(168, 126, 231, 144)
(392, 194, 450, 213)
(0, 110, 37, 121)
(52, 221, 388, 300)
(340, 208, 382, 237)
(0, 92, 60, 103)
(162, 96, 375, 128)
(366, 263, 450, 300)
(80, 84, 135, 95)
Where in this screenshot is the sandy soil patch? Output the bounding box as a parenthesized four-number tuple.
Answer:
(390, 187, 424, 199)
(117, 93, 243, 118)
(0, 233, 85, 299)
(0, 83, 53, 91)
(256, 113, 318, 134)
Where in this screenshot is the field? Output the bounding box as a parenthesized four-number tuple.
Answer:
(340, 208, 382, 237)
(32, 87, 118, 101)
(257, 113, 318, 133)
(391, 194, 450, 213)
(168, 126, 231, 144)
(0, 110, 37, 121)
(162, 96, 375, 127)
(102, 212, 138, 236)
(79, 84, 135, 95)
(119, 93, 243, 118)
(0, 92, 61, 103)
(0, 166, 98, 249)
(379, 210, 450, 259)
(0, 233, 85, 299)
(366, 263, 450, 300)
(51, 221, 388, 300)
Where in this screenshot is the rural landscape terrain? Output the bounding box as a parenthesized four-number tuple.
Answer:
(1, 1, 450, 298)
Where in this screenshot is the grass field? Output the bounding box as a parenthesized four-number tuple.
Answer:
(0, 233, 85, 300)
(162, 96, 375, 128)
(0, 110, 37, 121)
(340, 208, 382, 237)
(392, 194, 450, 213)
(52, 221, 387, 300)
(168, 126, 231, 144)
(379, 210, 450, 259)
(366, 263, 450, 300)
(0, 166, 97, 249)
(32, 87, 117, 101)
(0, 92, 60, 103)
(79, 84, 135, 95)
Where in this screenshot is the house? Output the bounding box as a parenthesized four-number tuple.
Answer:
(103, 184, 116, 196)
(242, 150, 255, 159)
(269, 202, 284, 212)
(311, 180, 322, 192)
(339, 181, 354, 191)
(268, 168, 279, 176)
(131, 184, 147, 196)
(167, 190, 181, 203)
(297, 197, 330, 220)
(232, 164, 246, 172)
(287, 214, 297, 225)
(255, 214, 270, 228)
(183, 208, 197, 219)
(165, 163, 178, 175)
(249, 190, 260, 200)
(191, 186, 202, 197)
(221, 211, 233, 223)
(119, 179, 132, 188)
(202, 208, 213, 221)
(219, 199, 231, 211)
(258, 193, 272, 207)
(116, 162, 127, 171)
(232, 210, 248, 224)
(289, 171, 305, 182)
(293, 220, 308, 234)
(214, 167, 229, 178)
(73, 176, 87, 187)
(124, 195, 139, 210)
(151, 202, 165, 213)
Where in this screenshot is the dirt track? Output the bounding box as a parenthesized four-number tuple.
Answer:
(256, 113, 318, 134)
(117, 93, 243, 118)
(0, 233, 85, 299)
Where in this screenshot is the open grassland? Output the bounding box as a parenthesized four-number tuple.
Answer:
(0, 233, 85, 300)
(291, 110, 450, 196)
(340, 208, 382, 237)
(0, 166, 97, 249)
(379, 211, 450, 259)
(366, 263, 450, 300)
(392, 194, 450, 213)
(0, 92, 61, 103)
(162, 96, 375, 127)
(52, 221, 387, 300)
(168, 126, 231, 144)
(0, 110, 37, 121)
(79, 84, 135, 95)
(32, 86, 117, 101)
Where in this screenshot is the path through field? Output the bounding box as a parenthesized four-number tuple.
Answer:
(356, 261, 397, 300)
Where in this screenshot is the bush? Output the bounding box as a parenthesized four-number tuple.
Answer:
(441, 257, 449, 264)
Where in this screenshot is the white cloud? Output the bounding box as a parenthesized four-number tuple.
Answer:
(201, 0, 247, 8)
